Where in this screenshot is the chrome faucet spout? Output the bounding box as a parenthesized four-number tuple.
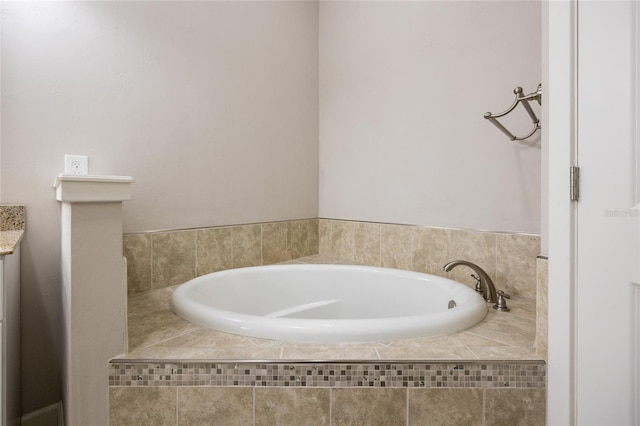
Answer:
(442, 260, 498, 303)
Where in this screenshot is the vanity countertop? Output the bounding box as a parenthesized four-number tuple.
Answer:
(0, 230, 24, 255)
(0, 205, 25, 255)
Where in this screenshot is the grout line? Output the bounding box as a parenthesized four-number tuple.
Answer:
(464, 330, 535, 350)
(287, 220, 291, 262)
(466, 346, 481, 360)
(194, 229, 198, 278)
(350, 220, 355, 262)
(231, 226, 236, 269)
(260, 223, 264, 266)
(329, 387, 332, 426)
(482, 388, 486, 426)
(378, 223, 383, 267)
(507, 311, 538, 322)
(253, 387, 256, 426)
(175, 386, 179, 426)
(406, 386, 410, 426)
(287, 220, 293, 259)
(331, 220, 338, 258)
(149, 234, 154, 291)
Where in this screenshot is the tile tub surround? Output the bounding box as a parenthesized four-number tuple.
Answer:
(319, 219, 541, 299)
(0, 205, 26, 255)
(536, 257, 548, 360)
(122, 255, 539, 361)
(116, 252, 545, 425)
(124, 218, 540, 299)
(123, 219, 319, 294)
(109, 365, 545, 425)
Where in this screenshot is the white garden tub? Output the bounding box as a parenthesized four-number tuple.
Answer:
(170, 264, 487, 343)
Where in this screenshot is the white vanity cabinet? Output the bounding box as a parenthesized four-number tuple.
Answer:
(0, 245, 20, 426)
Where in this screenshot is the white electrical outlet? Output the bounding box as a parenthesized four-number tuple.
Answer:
(64, 155, 89, 175)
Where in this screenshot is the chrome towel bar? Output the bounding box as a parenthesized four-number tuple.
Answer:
(484, 84, 542, 141)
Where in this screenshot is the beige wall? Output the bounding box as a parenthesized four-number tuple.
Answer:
(319, 1, 542, 234)
(0, 1, 319, 415)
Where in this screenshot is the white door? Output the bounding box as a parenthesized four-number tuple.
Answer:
(576, 1, 640, 424)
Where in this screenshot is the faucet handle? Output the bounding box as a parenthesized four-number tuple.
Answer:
(470, 274, 482, 293)
(497, 290, 510, 299)
(493, 290, 511, 312)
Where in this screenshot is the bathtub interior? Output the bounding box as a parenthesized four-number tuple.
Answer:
(175, 264, 479, 319)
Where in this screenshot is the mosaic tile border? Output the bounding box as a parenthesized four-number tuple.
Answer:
(109, 361, 545, 389)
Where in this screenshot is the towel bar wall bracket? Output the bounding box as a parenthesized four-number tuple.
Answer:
(484, 84, 542, 141)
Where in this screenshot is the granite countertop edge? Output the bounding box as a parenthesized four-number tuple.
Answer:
(0, 205, 26, 255)
(0, 230, 24, 255)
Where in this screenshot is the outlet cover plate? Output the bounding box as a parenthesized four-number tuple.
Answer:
(64, 155, 89, 175)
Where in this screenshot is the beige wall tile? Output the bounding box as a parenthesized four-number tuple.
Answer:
(411, 227, 449, 277)
(263, 222, 290, 265)
(332, 388, 406, 426)
(502, 296, 536, 321)
(232, 224, 262, 268)
(128, 309, 197, 351)
(496, 234, 540, 298)
(291, 254, 341, 264)
(281, 343, 379, 360)
(466, 345, 537, 360)
(354, 222, 380, 266)
(110, 387, 176, 426)
(288, 220, 309, 259)
(375, 346, 476, 360)
(177, 387, 253, 426)
(466, 311, 535, 348)
(318, 219, 331, 255)
(536, 258, 548, 360)
(127, 286, 175, 320)
(447, 230, 497, 289)
(156, 327, 256, 348)
(484, 388, 546, 426)
(308, 219, 320, 256)
(377, 344, 475, 360)
(152, 230, 196, 290)
(331, 220, 355, 261)
(255, 388, 330, 426)
(125, 344, 282, 360)
(196, 227, 232, 276)
(382, 331, 497, 349)
(380, 224, 412, 270)
(408, 388, 483, 426)
(123, 234, 152, 295)
(127, 220, 538, 309)
(149, 328, 286, 360)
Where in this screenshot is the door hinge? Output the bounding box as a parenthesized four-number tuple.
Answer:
(570, 166, 580, 201)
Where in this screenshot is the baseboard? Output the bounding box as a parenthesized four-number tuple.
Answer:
(21, 401, 64, 426)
